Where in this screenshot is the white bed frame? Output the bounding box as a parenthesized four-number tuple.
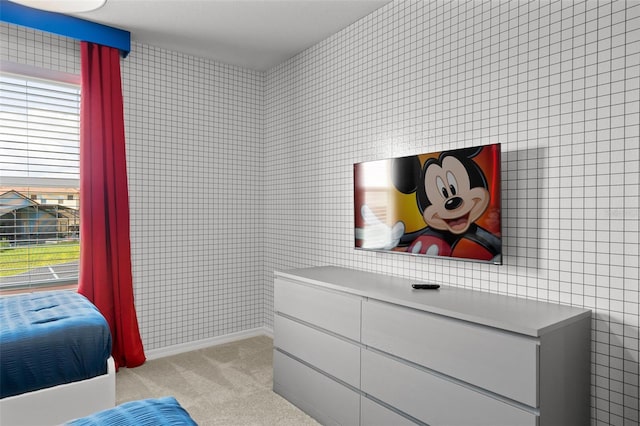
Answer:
(0, 356, 116, 426)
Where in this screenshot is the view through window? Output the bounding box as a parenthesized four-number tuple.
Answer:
(0, 71, 81, 294)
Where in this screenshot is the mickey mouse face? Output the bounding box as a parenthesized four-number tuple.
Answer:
(422, 156, 490, 235)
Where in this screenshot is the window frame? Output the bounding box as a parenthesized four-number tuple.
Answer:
(0, 62, 81, 294)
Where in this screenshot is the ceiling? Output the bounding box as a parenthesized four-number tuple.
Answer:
(71, 0, 392, 71)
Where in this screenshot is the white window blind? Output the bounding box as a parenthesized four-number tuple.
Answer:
(0, 72, 81, 292)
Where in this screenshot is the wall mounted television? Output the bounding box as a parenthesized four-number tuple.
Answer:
(354, 143, 502, 265)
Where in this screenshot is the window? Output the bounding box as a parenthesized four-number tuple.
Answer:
(0, 69, 81, 294)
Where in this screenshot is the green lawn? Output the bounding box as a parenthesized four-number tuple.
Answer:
(0, 242, 80, 277)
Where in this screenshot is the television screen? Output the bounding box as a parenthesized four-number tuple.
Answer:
(354, 143, 502, 264)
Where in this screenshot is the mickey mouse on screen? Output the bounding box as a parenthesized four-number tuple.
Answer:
(357, 146, 501, 262)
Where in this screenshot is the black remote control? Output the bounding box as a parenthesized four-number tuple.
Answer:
(411, 283, 440, 290)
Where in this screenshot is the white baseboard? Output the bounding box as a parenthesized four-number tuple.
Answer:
(145, 326, 273, 360)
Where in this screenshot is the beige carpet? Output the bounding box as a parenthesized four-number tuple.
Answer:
(115, 335, 319, 426)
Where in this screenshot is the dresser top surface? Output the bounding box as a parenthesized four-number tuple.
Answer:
(275, 266, 591, 337)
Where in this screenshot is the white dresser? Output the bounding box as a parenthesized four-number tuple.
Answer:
(273, 266, 591, 426)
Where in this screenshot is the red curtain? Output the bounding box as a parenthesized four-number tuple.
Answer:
(78, 41, 146, 369)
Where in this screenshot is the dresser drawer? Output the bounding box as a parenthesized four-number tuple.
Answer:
(274, 315, 360, 388)
(361, 396, 417, 426)
(362, 299, 539, 407)
(274, 278, 361, 340)
(273, 350, 360, 426)
(362, 349, 537, 426)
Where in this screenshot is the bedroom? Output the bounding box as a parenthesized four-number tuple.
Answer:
(0, 0, 638, 425)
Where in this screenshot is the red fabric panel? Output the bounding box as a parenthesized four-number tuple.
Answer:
(78, 41, 145, 369)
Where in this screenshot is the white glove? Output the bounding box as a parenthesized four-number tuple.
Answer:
(355, 204, 405, 250)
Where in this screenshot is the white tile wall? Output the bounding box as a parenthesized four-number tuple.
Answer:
(122, 44, 264, 349)
(264, 1, 639, 425)
(0, 22, 79, 73)
(2, 0, 639, 423)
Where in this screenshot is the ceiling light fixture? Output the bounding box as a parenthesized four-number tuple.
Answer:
(8, 0, 107, 13)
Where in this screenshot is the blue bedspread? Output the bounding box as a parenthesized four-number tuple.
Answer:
(65, 396, 198, 425)
(0, 290, 112, 399)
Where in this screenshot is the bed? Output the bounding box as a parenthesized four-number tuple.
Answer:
(65, 396, 198, 425)
(0, 290, 116, 426)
